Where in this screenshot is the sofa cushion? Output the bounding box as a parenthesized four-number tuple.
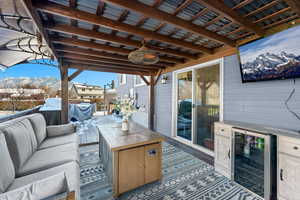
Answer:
(0, 134, 15, 193)
(46, 123, 76, 138)
(8, 162, 80, 200)
(1, 119, 37, 172)
(27, 114, 47, 145)
(17, 143, 79, 177)
(2, 172, 68, 200)
(39, 133, 79, 150)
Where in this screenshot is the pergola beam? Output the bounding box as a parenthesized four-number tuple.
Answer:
(68, 69, 82, 81)
(102, 0, 235, 47)
(194, 0, 265, 36)
(34, 0, 215, 53)
(140, 75, 150, 86)
(60, 65, 69, 124)
(59, 53, 164, 69)
(66, 63, 154, 76)
(55, 45, 182, 64)
(47, 28, 198, 59)
(63, 59, 157, 73)
(55, 46, 173, 67)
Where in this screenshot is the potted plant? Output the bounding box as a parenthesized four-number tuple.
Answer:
(117, 98, 136, 132)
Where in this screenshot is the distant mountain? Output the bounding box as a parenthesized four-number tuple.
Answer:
(242, 51, 300, 80)
(0, 77, 62, 90)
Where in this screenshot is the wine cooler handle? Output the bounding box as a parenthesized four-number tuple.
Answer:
(228, 149, 230, 159)
(280, 169, 284, 181)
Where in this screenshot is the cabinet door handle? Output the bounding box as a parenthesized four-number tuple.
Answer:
(228, 150, 230, 159)
(280, 169, 284, 181)
(294, 146, 299, 150)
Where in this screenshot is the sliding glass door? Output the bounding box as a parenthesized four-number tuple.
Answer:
(175, 63, 221, 152)
(194, 65, 220, 151)
(176, 71, 193, 141)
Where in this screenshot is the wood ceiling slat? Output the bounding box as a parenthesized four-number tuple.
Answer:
(35, 1, 213, 54)
(253, 7, 292, 24)
(205, 14, 223, 27)
(194, 0, 265, 36)
(173, 0, 193, 15)
(59, 53, 165, 69)
(232, 0, 255, 10)
(263, 14, 298, 29)
(190, 8, 209, 21)
(92, 0, 105, 32)
(55, 46, 182, 64)
(244, 0, 281, 17)
(284, 0, 300, 16)
(47, 24, 195, 59)
(102, 0, 235, 46)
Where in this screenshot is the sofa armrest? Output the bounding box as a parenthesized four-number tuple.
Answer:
(47, 123, 76, 138)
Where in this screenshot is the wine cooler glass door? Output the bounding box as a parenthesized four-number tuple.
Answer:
(233, 129, 270, 198)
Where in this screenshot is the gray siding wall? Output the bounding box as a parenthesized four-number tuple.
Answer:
(116, 74, 149, 128)
(224, 55, 300, 131)
(154, 72, 173, 137)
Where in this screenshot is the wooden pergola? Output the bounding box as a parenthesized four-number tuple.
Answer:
(18, 0, 300, 126)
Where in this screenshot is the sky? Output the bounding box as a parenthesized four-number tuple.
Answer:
(0, 62, 117, 87)
(239, 25, 300, 64)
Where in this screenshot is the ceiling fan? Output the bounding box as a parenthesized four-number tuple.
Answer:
(128, 39, 163, 65)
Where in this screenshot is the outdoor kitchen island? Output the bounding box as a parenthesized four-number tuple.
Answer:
(98, 122, 164, 197)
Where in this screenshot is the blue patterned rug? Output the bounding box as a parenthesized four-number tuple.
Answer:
(79, 143, 262, 200)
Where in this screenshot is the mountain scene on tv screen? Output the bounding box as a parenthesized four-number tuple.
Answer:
(242, 51, 300, 81)
(239, 25, 300, 82)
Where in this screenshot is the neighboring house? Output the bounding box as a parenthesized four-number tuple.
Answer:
(70, 83, 104, 100)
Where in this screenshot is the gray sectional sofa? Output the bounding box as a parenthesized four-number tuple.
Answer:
(0, 113, 80, 200)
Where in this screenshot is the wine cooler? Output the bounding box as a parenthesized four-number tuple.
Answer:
(232, 128, 276, 200)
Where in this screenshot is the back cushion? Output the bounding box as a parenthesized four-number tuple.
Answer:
(0, 134, 15, 193)
(28, 114, 47, 145)
(2, 119, 37, 172)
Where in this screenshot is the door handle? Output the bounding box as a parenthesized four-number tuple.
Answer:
(228, 149, 230, 159)
(280, 169, 284, 181)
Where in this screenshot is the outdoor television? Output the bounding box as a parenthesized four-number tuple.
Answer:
(238, 25, 300, 83)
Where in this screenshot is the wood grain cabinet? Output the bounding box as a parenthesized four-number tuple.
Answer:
(118, 143, 162, 195)
(214, 122, 232, 178)
(278, 136, 300, 200)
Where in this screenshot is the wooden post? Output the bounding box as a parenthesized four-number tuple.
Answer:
(148, 76, 155, 130)
(60, 65, 69, 124)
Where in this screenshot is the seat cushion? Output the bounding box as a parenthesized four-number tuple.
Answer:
(17, 143, 79, 177)
(27, 113, 47, 145)
(2, 172, 68, 200)
(1, 118, 37, 172)
(39, 133, 79, 150)
(0, 134, 15, 193)
(9, 162, 80, 200)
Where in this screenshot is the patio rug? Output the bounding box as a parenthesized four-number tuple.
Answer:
(79, 142, 262, 200)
